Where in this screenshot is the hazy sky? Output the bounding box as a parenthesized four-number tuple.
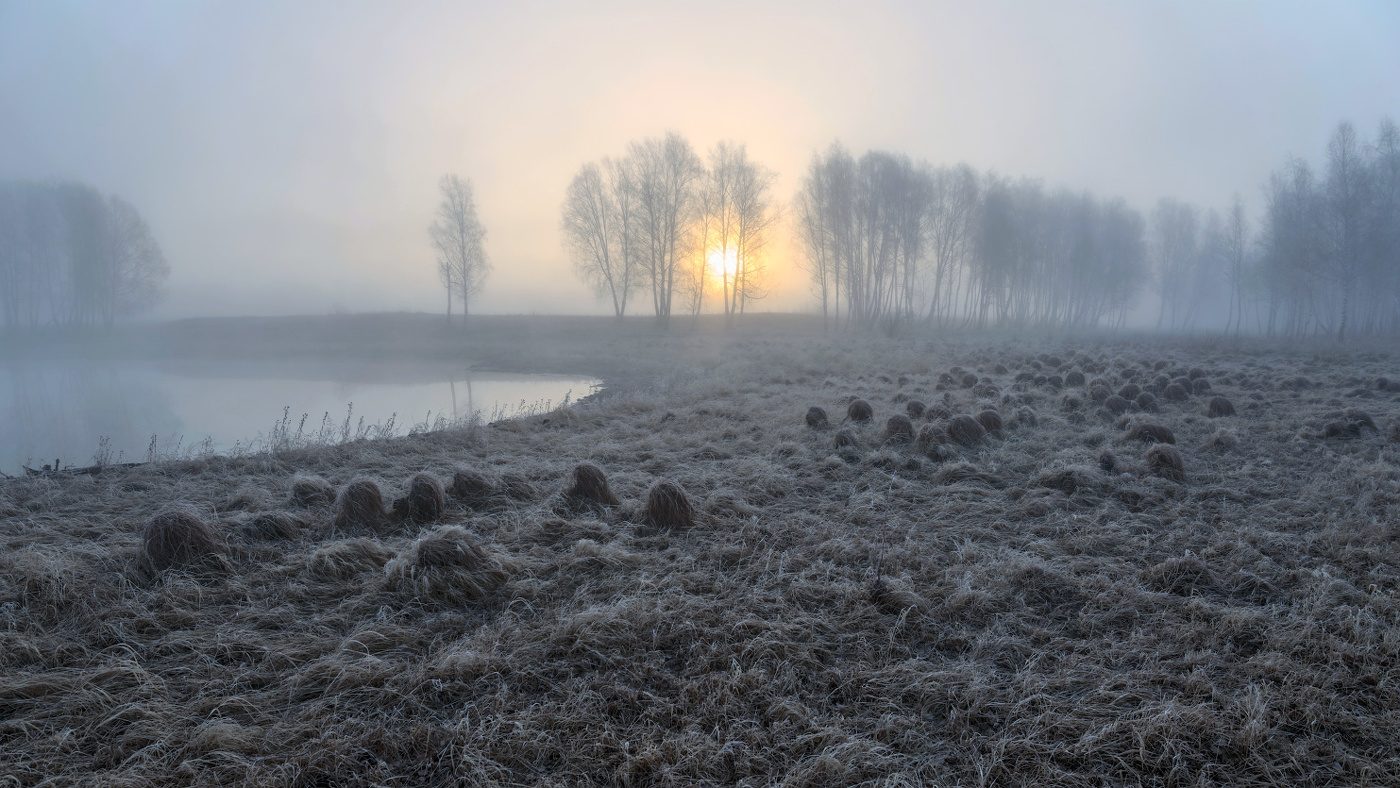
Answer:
(2, 0, 1398, 318)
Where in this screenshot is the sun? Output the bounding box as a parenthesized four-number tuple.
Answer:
(706, 248, 739, 281)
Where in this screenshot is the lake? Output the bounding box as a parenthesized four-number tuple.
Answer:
(0, 359, 600, 475)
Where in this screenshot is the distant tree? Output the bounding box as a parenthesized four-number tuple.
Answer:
(718, 142, 778, 324)
(794, 143, 858, 330)
(795, 153, 836, 329)
(429, 174, 490, 329)
(627, 132, 702, 329)
(1370, 118, 1400, 333)
(0, 180, 168, 332)
(562, 159, 637, 318)
(1151, 198, 1200, 331)
(1223, 194, 1249, 335)
(1324, 122, 1368, 340)
(924, 163, 979, 327)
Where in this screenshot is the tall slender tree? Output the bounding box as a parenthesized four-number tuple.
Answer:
(562, 159, 637, 318)
(429, 174, 490, 329)
(628, 132, 702, 329)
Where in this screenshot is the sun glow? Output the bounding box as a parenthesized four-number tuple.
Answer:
(706, 247, 740, 281)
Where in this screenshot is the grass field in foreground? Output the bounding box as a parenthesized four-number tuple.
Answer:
(3, 323, 1400, 786)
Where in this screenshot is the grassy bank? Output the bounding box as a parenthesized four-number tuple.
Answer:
(3, 325, 1400, 785)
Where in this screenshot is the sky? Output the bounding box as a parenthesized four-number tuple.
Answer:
(1, 0, 1398, 319)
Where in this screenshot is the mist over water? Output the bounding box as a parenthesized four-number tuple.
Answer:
(0, 359, 598, 475)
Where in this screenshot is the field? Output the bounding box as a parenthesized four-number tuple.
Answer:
(3, 317, 1400, 786)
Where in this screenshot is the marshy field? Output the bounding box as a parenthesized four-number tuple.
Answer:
(3, 316, 1400, 786)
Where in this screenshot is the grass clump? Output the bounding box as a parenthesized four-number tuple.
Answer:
(1207, 396, 1236, 417)
(915, 423, 948, 456)
(834, 428, 859, 453)
(450, 467, 496, 507)
(1102, 395, 1129, 416)
(289, 475, 335, 507)
(243, 511, 304, 541)
(500, 473, 537, 501)
(641, 479, 696, 530)
(881, 414, 915, 445)
(307, 538, 395, 581)
(1146, 443, 1186, 482)
(846, 398, 873, 422)
(945, 414, 986, 447)
(1124, 422, 1176, 444)
(333, 479, 391, 533)
(974, 408, 1003, 438)
(392, 472, 446, 523)
(141, 507, 224, 573)
(384, 526, 509, 602)
(562, 462, 620, 515)
(1135, 391, 1160, 412)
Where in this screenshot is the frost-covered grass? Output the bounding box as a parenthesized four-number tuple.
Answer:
(3, 322, 1400, 786)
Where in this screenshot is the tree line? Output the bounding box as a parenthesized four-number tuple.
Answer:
(474, 118, 1400, 339)
(795, 147, 1147, 332)
(1253, 119, 1400, 338)
(0, 180, 169, 332)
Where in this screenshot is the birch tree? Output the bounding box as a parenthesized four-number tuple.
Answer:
(562, 159, 636, 318)
(429, 174, 490, 329)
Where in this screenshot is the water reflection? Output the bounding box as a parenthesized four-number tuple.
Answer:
(0, 360, 599, 474)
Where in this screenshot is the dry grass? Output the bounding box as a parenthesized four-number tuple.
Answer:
(450, 466, 496, 507)
(332, 478, 391, 533)
(641, 478, 696, 530)
(974, 408, 1003, 438)
(140, 507, 224, 573)
(561, 461, 620, 515)
(947, 413, 987, 446)
(1146, 442, 1186, 481)
(289, 475, 335, 507)
(5, 324, 1400, 786)
(846, 397, 873, 422)
(1208, 395, 1237, 417)
(881, 414, 915, 445)
(1124, 421, 1177, 444)
(384, 525, 510, 603)
(392, 471, 446, 523)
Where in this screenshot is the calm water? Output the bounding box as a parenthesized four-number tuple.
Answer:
(0, 359, 600, 475)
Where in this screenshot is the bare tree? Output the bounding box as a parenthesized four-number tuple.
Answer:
(106, 195, 169, 322)
(429, 174, 490, 329)
(794, 153, 836, 329)
(1223, 194, 1249, 335)
(1371, 118, 1400, 332)
(1325, 121, 1368, 340)
(562, 159, 636, 318)
(628, 132, 702, 329)
(924, 164, 979, 326)
(723, 143, 778, 324)
(1151, 198, 1199, 331)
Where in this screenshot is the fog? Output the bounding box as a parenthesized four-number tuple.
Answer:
(2, 1, 1396, 322)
